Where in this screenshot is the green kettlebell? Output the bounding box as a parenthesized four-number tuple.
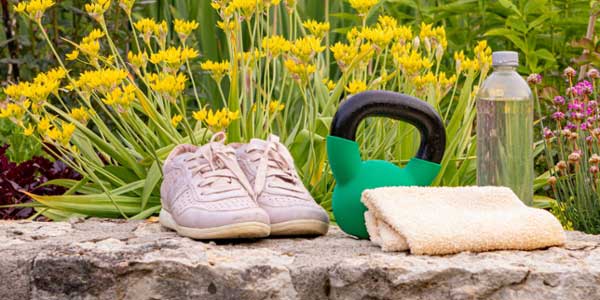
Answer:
(327, 90, 446, 239)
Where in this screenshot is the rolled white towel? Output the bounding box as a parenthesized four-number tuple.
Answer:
(362, 186, 566, 255)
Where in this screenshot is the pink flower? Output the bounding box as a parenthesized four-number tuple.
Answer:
(527, 73, 542, 85)
(564, 66, 577, 78)
(568, 100, 584, 112)
(553, 96, 565, 106)
(552, 111, 565, 120)
(588, 68, 600, 79)
(572, 80, 593, 96)
(543, 127, 554, 139)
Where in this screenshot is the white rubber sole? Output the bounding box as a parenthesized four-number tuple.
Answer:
(270, 219, 329, 236)
(159, 209, 270, 240)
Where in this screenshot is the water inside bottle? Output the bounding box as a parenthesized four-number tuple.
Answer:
(476, 97, 533, 205)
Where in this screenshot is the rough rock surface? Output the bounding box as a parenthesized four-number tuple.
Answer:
(1, 219, 599, 300)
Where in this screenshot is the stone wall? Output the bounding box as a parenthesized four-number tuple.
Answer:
(1, 219, 599, 299)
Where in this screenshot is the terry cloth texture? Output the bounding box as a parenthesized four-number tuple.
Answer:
(362, 186, 566, 255)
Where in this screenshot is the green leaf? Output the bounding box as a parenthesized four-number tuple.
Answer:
(141, 161, 162, 210)
(498, 0, 521, 16)
(484, 28, 527, 51)
(535, 49, 556, 62)
(130, 205, 161, 220)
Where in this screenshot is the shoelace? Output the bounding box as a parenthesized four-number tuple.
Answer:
(186, 132, 255, 198)
(252, 135, 303, 197)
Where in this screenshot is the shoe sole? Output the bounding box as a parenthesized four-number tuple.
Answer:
(159, 209, 270, 239)
(270, 219, 329, 236)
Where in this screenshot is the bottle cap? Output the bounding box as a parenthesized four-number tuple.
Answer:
(492, 51, 518, 67)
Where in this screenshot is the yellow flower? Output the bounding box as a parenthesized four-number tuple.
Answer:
(75, 29, 105, 61)
(174, 19, 199, 43)
(268, 101, 285, 113)
(69, 107, 90, 123)
(127, 51, 148, 70)
(291, 36, 325, 62)
(236, 49, 264, 66)
(103, 85, 136, 110)
(345, 80, 367, 94)
(146, 72, 187, 101)
(360, 26, 393, 49)
(14, 0, 54, 21)
(474, 40, 492, 71)
(85, 0, 111, 22)
(330, 42, 357, 71)
(217, 20, 237, 32)
(284, 59, 316, 84)
(37, 116, 53, 133)
(229, 0, 260, 19)
(454, 50, 465, 73)
(348, 0, 378, 16)
(74, 68, 128, 93)
(134, 18, 159, 44)
(171, 114, 183, 127)
(193, 108, 208, 121)
(419, 22, 447, 52)
(150, 47, 198, 71)
(395, 50, 432, 75)
(0, 103, 25, 120)
(437, 72, 457, 88)
(412, 71, 436, 89)
(323, 78, 336, 90)
(118, 0, 135, 15)
(196, 107, 239, 129)
(302, 20, 330, 39)
(45, 122, 76, 146)
(205, 110, 220, 127)
(61, 123, 76, 143)
(23, 124, 35, 136)
(66, 50, 79, 61)
(200, 60, 230, 83)
(227, 110, 240, 120)
(462, 57, 480, 73)
(262, 35, 291, 57)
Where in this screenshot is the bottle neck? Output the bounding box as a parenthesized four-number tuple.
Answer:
(493, 65, 517, 72)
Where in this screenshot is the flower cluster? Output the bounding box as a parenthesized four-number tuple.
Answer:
(193, 107, 240, 130)
(535, 67, 600, 232)
(14, 0, 54, 22)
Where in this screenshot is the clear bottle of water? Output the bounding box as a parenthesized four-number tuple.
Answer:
(476, 51, 533, 205)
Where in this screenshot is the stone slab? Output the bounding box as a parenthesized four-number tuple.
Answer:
(1, 219, 599, 300)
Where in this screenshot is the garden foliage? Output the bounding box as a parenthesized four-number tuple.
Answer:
(0, 0, 539, 220)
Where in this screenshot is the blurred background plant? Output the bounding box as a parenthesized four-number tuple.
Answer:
(0, 0, 596, 220)
(533, 67, 600, 234)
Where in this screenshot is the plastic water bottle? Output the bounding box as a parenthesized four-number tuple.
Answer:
(476, 51, 533, 205)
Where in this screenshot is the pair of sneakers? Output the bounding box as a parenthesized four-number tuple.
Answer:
(159, 132, 330, 239)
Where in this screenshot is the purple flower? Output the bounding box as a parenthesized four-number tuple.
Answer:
(587, 135, 594, 144)
(527, 73, 542, 85)
(552, 111, 565, 120)
(572, 111, 585, 121)
(588, 68, 600, 79)
(553, 96, 565, 106)
(590, 100, 598, 109)
(564, 66, 577, 78)
(568, 100, 585, 111)
(565, 122, 577, 131)
(581, 122, 590, 131)
(543, 127, 554, 139)
(572, 80, 593, 96)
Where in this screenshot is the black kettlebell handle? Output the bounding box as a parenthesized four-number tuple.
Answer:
(330, 90, 446, 163)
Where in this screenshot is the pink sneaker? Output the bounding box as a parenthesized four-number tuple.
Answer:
(160, 133, 270, 239)
(235, 135, 329, 236)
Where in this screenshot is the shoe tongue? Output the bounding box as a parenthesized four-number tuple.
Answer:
(196, 142, 236, 160)
(249, 138, 269, 150)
